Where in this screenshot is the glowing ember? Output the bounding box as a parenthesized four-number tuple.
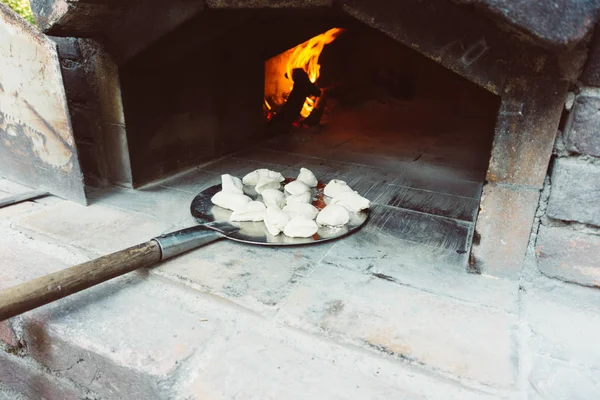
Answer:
(264, 27, 344, 121)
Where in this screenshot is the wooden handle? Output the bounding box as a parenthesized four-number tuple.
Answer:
(0, 241, 161, 321)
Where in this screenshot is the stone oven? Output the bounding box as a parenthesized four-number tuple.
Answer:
(2, 0, 600, 280)
(3, 1, 600, 399)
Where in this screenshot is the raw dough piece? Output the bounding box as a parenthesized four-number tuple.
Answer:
(230, 201, 266, 222)
(316, 204, 350, 226)
(297, 168, 318, 187)
(264, 206, 290, 236)
(255, 178, 281, 194)
(324, 179, 353, 197)
(283, 216, 319, 238)
(284, 180, 311, 195)
(261, 188, 286, 209)
(221, 174, 243, 194)
(282, 202, 318, 220)
(286, 192, 311, 204)
(211, 191, 251, 211)
(331, 191, 370, 212)
(242, 169, 284, 186)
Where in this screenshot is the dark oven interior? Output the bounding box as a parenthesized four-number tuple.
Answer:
(119, 8, 501, 268)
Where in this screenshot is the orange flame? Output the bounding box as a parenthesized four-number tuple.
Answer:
(265, 27, 344, 120)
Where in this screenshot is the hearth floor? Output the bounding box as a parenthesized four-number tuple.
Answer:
(2, 111, 600, 398)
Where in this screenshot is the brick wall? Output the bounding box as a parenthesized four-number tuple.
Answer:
(534, 41, 600, 287)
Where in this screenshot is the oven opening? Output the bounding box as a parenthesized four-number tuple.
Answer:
(119, 10, 501, 269)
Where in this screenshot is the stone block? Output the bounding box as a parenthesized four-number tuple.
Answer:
(487, 77, 567, 189)
(563, 95, 600, 157)
(0, 351, 86, 400)
(154, 238, 333, 316)
(470, 184, 540, 278)
(87, 185, 198, 228)
(20, 276, 258, 400)
(0, 384, 28, 400)
(0, 201, 43, 221)
(278, 265, 518, 387)
(178, 328, 422, 400)
(176, 317, 502, 400)
(0, 224, 86, 346)
(529, 356, 600, 400)
(526, 281, 600, 369)
(14, 201, 172, 255)
(547, 158, 600, 226)
(321, 227, 519, 313)
(536, 225, 600, 287)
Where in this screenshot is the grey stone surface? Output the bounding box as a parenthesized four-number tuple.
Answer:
(14, 201, 172, 256)
(547, 158, 600, 227)
(0, 222, 86, 347)
(487, 77, 567, 189)
(0, 350, 86, 400)
(529, 355, 600, 400)
(0, 383, 28, 400)
(3, 174, 600, 398)
(320, 225, 520, 313)
(536, 225, 600, 287)
(564, 95, 600, 157)
(277, 265, 518, 387)
(88, 184, 199, 228)
(526, 279, 600, 370)
(153, 238, 333, 316)
(20, 276, 261, 400)
(174, 315, 505, 400)
(471, 184, 540, 278)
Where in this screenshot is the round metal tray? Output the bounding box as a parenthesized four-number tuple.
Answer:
(190, 182, 369, 246)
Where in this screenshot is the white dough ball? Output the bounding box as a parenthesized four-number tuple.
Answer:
(283, 216, 319, 238)
(264, 206, 291, 236)
(316, 204, 350, 226)
(230, 201, 266, 222)
(261, 188, 286, 209)
(282, 202, 319, 220)
(297, 167, 318, 187)
(221, 174, 243, 194)
(242, 169, 284, 186)
(286, 192, 311, 204)
(324, 179, 353, 198)
(211, 191, 251, 211)
(284, 180, 311, 195)
(331, 191, 370, 212)
(255, 178, 281, 194)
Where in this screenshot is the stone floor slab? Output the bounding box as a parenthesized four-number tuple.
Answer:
(0, 350, 86, 400)
(153, 238, 334, 316)
(88, 184, 198, 227)
(528, 355, 600, 400)
(20, 275, 260, 400)
(0, 226, 87, 347)
(14, 201, 172, 255)
(175, 321, 505, 400)
(526, 278, 600, 370)
(277, 265, 518, 387)
(321, 227, 519, 313)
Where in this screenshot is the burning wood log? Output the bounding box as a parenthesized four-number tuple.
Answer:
(267, 68, 321, 136)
